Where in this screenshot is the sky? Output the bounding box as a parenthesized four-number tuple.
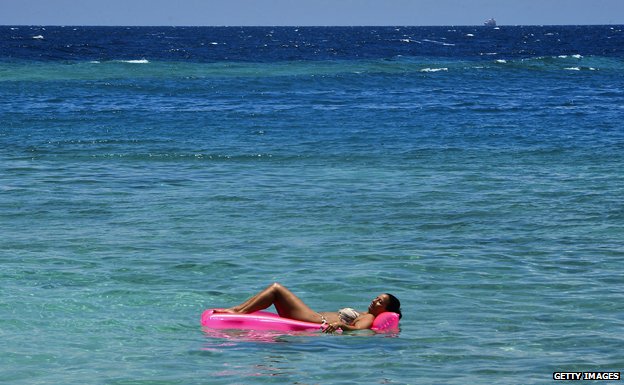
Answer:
(1, 0, 623, 26)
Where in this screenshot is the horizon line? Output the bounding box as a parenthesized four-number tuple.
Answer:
(2, 23, 623, 28)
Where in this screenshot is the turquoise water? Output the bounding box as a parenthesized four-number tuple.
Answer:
(2, 26, 624, 384)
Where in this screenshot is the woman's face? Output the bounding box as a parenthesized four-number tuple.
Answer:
(368, 294, 390, 315)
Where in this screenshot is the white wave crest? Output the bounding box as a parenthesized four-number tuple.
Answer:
(118, 59, 150, 64)
(32, 35, 44, 40)
(422, 39, 455, 46)
(421, 68, 448, 73)
(559, 54, 583, 59)
(564, 66, 595, 71)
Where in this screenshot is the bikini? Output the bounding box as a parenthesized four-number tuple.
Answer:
(317, 307, 361, 325)
(338, 308, 361, 325)
(316, 307, 360, 325)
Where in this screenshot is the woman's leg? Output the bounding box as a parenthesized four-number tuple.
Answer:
(218, 283, 322, 323)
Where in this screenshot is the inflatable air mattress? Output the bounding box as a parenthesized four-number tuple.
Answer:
(201, 309, 400, 332)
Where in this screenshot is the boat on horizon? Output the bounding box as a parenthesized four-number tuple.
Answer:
(484, 18, 497, 27)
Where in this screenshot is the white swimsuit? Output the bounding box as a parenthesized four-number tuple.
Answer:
(338, 308, 360, 325)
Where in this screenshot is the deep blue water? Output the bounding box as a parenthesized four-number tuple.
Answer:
(2, 25, 624, 61)
(1, 25, 623, 384)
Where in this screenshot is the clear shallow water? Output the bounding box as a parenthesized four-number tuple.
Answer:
(1, 26, 623, 384)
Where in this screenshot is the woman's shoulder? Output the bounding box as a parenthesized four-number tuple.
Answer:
(351, 312, 376, 329)
(356, 312, 374, 320)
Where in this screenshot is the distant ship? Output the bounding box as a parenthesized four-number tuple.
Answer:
(484, 18, 497, 27)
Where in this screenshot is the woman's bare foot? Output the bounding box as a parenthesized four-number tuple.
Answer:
(212, 308, 238, 314)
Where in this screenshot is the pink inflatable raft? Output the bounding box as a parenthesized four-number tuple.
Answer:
(201, 309, 400, 333)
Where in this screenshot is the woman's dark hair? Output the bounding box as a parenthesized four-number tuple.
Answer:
(385, 293, 402, 319)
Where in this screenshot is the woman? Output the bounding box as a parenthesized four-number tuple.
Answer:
(214, 282, 402, 333)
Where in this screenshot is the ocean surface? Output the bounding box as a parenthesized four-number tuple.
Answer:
(1, 25, 623, 384)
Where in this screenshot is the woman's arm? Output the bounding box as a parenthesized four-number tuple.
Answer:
(323, 313, 375, 333)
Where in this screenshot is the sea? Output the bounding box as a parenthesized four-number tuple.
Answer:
(1, 25, 623, 385)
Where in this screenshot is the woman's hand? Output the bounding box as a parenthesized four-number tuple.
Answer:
(323, 322, 345, 333)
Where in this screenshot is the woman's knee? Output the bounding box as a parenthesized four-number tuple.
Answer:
(268, 282, 284, 292)
(269, 282, 294, 298)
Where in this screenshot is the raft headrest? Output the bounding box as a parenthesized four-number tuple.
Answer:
(371, 311, 400, 331)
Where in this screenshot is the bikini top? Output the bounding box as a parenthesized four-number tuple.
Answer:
(338, 307, 361, 325)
